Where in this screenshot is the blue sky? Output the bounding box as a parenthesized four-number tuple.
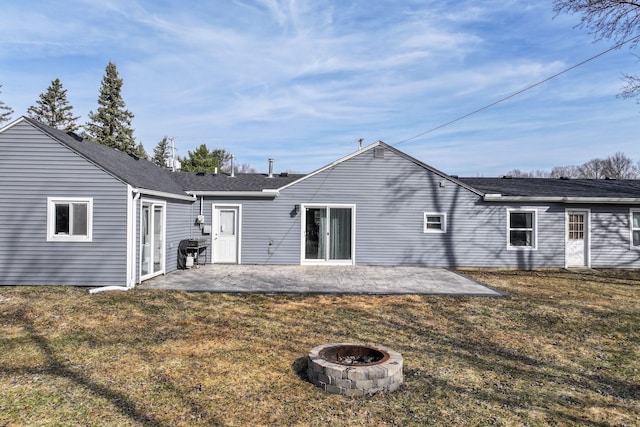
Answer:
(1, 0, 638, 176)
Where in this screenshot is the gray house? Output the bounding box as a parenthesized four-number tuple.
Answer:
(0, 117, 195, 288)
(177, 141, 640, 270)
(2, 116, 640, 288)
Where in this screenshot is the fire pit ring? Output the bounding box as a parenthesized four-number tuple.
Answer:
(307, 343, 403, 397)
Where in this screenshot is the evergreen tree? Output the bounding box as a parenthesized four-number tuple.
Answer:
(27, 78, 80, 132)
(84, 62, 136, 154)
(134, 142, 149, 160)
(182, 144, 231, 173)
(152, 136, 170, 168)
(0, 84, 14, 126)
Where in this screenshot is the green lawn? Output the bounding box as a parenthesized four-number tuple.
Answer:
(1, 269, 638, 426)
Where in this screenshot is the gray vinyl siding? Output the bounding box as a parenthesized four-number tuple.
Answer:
(165, 199, 194, 272)
(591, 206, 640, 268)
(192, 147, 640, 269)
(198, 148, 570, 267)
(0, 120, 128, 286)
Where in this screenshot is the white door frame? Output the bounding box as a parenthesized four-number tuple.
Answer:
(212, 204, 242, 264)
(565, 208, 590, 268)
(300, 203, 356, 265)
(139, 200, 166, 281)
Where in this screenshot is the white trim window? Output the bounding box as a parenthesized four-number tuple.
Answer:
(424, 212, 446, 233)
(47, 197, 93, 242)
(631, 209, 640, 247)
(507, 209, 536, 249)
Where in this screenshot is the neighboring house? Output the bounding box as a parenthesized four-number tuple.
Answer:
(2, 116, 640, 287)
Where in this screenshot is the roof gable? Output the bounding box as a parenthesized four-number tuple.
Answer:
(17, 117, 190, 198)
(277, 141, 484, 195)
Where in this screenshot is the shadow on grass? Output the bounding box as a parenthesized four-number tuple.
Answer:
(291, 356, 309, 383)
(3, 308, 223, 427)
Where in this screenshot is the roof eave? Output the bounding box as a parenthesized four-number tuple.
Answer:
(483, 195, 640, 204)
(134, 188, 196, 201)
(186, 190, 279, 198)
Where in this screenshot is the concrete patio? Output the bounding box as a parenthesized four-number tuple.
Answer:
(138, 264, 504, 296)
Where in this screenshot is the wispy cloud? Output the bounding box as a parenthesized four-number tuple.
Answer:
(0, 0, 637, 175)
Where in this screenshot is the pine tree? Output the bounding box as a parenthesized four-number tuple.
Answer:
(134, 142, 148, 160)
(84, 62, 136, 154)
(0, 84, 14, 126)
(152, 136, 170, 168)
(182, 144, 230, 173)
(27, 78, 80, 132)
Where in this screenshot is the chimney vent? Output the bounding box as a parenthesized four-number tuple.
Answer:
(268, 158, 274, 178)
(230, 155, 236, 178)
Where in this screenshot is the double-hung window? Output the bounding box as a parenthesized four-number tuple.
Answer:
(424, 212, 446, 233)
(47, 198, 93, 242)
(631, 209, 640, 247)
(508, 209, 536, 249)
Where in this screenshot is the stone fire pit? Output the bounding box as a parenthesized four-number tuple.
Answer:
(307, 343, 403, 397)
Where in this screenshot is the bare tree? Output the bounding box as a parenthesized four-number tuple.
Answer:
(532, 169, 552, 178)
(603, 151, 638, 178)
(578, 158, 607, 179)
(554, 1, 640, 43)
(549, 165, 581, 178)
(0, 84, 13, 126)
(504, 169, 533, 178)
(236, 163, 258, 173)
(554, 0, 640, 99)
(504, 153, 639, 179)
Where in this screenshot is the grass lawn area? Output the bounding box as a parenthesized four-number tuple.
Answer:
(0, 269, 638, 426)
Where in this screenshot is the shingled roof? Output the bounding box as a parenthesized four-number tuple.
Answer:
(19, 117, 640, 201)
(460, 177, 640, 199)
(23, 117, 190, 198)
(172, 171, 306, 193)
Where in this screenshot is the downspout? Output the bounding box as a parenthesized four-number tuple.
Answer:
(90, 187, 140, 294)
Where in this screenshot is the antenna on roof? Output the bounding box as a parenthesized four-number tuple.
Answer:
(165, 137, 180, 172)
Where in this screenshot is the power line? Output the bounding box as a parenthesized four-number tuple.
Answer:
(393, 34, 640, 147)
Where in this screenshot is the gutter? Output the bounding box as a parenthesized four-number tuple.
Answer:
(483, 194, 640, 204)
(187, 189, 279, 198)
(134, 187, 197, 201)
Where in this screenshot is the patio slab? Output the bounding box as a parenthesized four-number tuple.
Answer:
(138, 264, 504, 296)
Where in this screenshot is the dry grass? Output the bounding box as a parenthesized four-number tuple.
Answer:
(0, 269, 638, 426)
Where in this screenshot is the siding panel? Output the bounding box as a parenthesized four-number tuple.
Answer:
(191, 147, 640, 269)
(0, 121, 128, 286)
(198, 148, 569, 267)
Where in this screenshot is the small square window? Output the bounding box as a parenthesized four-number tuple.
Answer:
(424, 212, 446, 233)
(47, 198, 93, 242)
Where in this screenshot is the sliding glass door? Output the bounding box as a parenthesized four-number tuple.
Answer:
(303, 205, 354, 264)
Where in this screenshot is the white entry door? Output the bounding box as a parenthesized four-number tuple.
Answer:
(566, 210, 590, 268)
(212, 205, 240, 263)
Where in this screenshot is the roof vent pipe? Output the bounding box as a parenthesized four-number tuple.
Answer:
(268, 158, 274, 178)
(230, 155, 235, 178)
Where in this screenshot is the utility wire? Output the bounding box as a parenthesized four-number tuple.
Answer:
(393, 34, 640, 147)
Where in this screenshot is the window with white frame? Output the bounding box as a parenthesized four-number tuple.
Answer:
(508, 209, 536, 248)
(424, 212, 446, 233)
(631, 209, 640, 247)
(47, 198, 93, 242)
